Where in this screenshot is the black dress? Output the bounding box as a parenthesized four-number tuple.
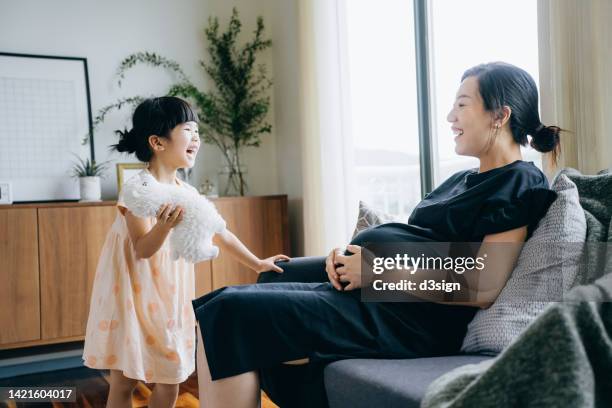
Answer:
(192, 160, 557, 407)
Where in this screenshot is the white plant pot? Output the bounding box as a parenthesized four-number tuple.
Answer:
(79, 176, 101, 202)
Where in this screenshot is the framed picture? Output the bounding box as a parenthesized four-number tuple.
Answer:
(0, 181, 12, 205)
(117, 163, 147, 192)
(0, 52, 94, 202)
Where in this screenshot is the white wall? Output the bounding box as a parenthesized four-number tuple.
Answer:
(0, 0, 281, 199)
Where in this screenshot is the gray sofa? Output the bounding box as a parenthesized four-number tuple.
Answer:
(324, 355, 491, 408)
(321, 168, 612, 407)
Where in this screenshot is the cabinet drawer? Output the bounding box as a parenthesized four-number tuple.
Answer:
(0, 208, 40, 345)
(38, 206, 116, 340)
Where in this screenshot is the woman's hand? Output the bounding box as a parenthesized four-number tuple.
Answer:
(325, 247, 344, 290)
(155, 203, 184, 230)
(255, 254, 291, 274)
(335, 245, 362, 291)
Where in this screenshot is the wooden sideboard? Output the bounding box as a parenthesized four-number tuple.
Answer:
(0, 195, 289, 350)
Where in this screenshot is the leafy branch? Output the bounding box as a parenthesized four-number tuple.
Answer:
(82, 96, 144, 145)
(116, 52, 189, 87)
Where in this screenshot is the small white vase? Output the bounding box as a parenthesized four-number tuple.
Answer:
(79, 176, 101, 202)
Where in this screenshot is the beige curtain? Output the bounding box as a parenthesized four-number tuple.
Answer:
(538, 0, 612, 176)
(297, 0, 356, 256)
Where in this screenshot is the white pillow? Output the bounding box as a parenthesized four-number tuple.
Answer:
(352, 200, 397, 239)
(460, 174, 587, 355)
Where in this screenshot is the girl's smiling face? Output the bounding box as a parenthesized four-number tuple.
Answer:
(446, 76, 496, 157)
(151, 121, 200, 168)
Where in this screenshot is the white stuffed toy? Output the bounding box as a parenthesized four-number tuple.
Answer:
(122, 171, 226, 263)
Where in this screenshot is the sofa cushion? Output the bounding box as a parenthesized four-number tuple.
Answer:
(324, 356, 491, 408)
(460, 174, 587, 355)
(352, 200, 397, 239)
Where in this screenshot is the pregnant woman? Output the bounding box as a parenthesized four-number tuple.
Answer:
(192, 62, 561, 408)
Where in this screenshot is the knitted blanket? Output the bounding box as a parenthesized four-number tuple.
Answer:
(560, 168, 612, 284)
(421, 168, 612, 408)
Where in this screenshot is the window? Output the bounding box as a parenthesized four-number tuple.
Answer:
(343, 0, 541, 219)
(343, 0, 542, 221)
(345, 0, 420, 220)
(429, 0, 541, 186)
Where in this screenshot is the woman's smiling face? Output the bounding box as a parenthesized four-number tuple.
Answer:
(446, 76, 495, 157)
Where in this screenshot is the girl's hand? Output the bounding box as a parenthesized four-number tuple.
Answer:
(325, 247, 344, 291)
(334, 245, 362, 291)
(155, 203, 184, 230)
(255, 254, 291, 274)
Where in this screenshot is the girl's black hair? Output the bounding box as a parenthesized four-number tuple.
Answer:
(462, 62, 561, 164)
(111, 96, 199, 162)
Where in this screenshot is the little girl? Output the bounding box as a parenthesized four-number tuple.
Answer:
(82, 96, 289, 408)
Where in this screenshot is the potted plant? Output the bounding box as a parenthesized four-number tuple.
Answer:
(87, 8, 272, 196)
(71, 155, 109, 201)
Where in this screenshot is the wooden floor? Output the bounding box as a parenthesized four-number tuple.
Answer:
(0, 367, 278, 408)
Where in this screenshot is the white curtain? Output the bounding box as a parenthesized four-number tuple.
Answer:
(538, 0, 612, 175)
(297, 0, 356, 256)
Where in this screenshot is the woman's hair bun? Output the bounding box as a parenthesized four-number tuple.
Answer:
(530, 124, 561, 154)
